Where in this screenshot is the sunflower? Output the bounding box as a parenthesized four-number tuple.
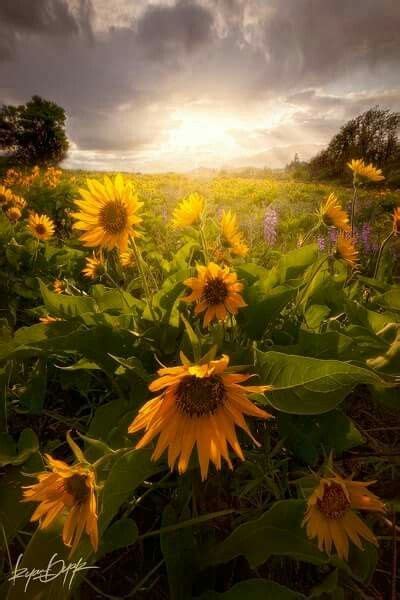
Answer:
(347, 159, 385, 183)
(72, 174, 143, 252)
(53, 279, 65, 294)
(120, 250, 136, 268)
(82, 252, 105, 279)
(0, 185, 14, 207)
(172, 193, 204, 228)
(128, 354, 272, 480)
(12, 195, 27, 210)
(220, 210, 249, 256)
(22, 455, 98, 556)
(39, 315, 63, 324)
(392, 207, 400, 235)
(335, 234, 358, 268)
(183, 262, 247, 327)
(317, 193, 350, 231)
(27, 212, 55, 241)
(303, 472, 385, 560)
(6, 206, 21, 223)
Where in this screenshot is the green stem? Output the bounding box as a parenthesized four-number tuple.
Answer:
(199, 225, 209, 262)
(129, 235, 157, 321)
(138, 508, 234, 540)
(373, 231, 394, 279)
(351, 182, 358, 236)
(302, 221, 321, 245)
(295, 255, 329, 311)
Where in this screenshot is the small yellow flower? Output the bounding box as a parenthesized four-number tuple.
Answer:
(120, 250, 136, 268)
(0, 185, 14, 207)
(317, 193, 350, 231)
(172, 193, 204, 228)
(6, 206, 22, 222)
(220, 210, 249, 256)
(303, 472, 385, 560)
(39, 315, 62, 325)
(82, 253, 105, 279)
(183, 262, 247, 327)
(335, 234, 358, 268)
(53, 279, 65, 294)
(12, 195, 27, 210)
(347, 159, 384, 182)
(27, 212, 55, 241)
(22, 454, 98, 556)
(392, 207, 400, 235)
(128, 353, 272, 480)
(72, 174, 143, 252)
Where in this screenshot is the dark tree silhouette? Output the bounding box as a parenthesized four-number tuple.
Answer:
(309, 107, 400, 180)
(0, 96, 68, 166)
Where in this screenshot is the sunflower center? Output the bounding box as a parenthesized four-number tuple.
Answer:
(35, 224, 47, 235)
(203, 278, 228, 305)
(317, 482, 350, 520)
(323, 213, 334, 227)
(176, 375, 226, 417)
(99, 200, 128, 235)
(64, 474, 89, 504)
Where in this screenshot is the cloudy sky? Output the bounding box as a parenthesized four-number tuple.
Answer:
(1, 0, 400, 172)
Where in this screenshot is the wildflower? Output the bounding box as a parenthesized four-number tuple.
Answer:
(6, 206, 21, 222)
(53, 279, 65, 294)
(183, 262, 247, 327)
(172, 193, 204, 228)
(0, 185, 14, 207)
(28, 212, 55, 241)
(360, 223, 372, 252)
(39, 315, 62, 324)
(318, 193, 350, 231)
(317, 236, 326, 251)
(120, 250, 136, 268)
(263, 207, 278, 246)
(220, 210, 249, 256)
(335, 234, 359, 268)
(392, 207, 400, 235)
(128, 354, 272, 480)
(82, 253, 105, 279)
(347, 159, 384, 183)
(22, 447, 98, 556)
(72, 174, 143, 252)
(12, 195, 27, 210)
(303, 472, 385, 560)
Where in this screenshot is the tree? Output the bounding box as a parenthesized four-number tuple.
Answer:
(0, 96, 68, 166)
(309, 106, 400, 180)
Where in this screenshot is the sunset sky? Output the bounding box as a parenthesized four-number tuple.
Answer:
(1, 0, 400, 172)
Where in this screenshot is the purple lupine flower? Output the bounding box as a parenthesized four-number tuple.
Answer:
(317, 236, 326, 251)
(328, 228, 338, 244)
(263, 207, 278, 246)
(360, 223, 372, 253)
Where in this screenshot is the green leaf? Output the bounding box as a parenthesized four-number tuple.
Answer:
(99, 518, 138, 558)
(0, 428, 39, 467)
(374, 287, 400, 311)
(256, 351, 384, 414)
(240, 286, 296, 339)
(202, 500, 327, 569)
(304, 304, 331, 329)
(39, 279, 96, 317)
(19, 359, 47, 414)
(196, 579, 305, 600)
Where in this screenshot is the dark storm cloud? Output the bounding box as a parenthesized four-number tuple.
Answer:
(0, 0, 79, 35)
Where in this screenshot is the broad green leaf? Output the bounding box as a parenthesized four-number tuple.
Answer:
(240, 285, 296, 339)
(0, 429, 39, 467)
(304, 304, 331, 329)
(202, 500, 327, 568)
(19, 359, 47, 414)
(98, 518, 138, 558)
(256, 351, 384, 414)
(39, 279, 96, 317)
(196, 579, 305, 600)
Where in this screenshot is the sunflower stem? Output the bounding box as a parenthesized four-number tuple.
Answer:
(373, 231, 394, 279)
(199, 225, 209, 262)
(129, 235, 157, 321)
(350, 181, 358, 236)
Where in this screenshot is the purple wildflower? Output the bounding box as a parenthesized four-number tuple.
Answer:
(360, 223, 372, 253)
(317, 236, 326, 251)
(328, 228, 338, 244)
(263, 207, 278, 246)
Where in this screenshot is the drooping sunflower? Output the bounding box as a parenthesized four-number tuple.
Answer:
(0, 185, 15, 207)
(82, 252, 105, 279)
(72, 174, 143, 252)
(347, 159, 385, 183)
(317, 193, 350, 231)
(220, 210, 249, 256)
(11, 195, 27, 210)
(128, 354, 272, 480)
(172, 193, 204, 228)
(22, 455, 98, 556)
(183, 262, 247, 327)
(303, 472, 385, 560)
(392, 207, 400, 235)
(120, 250, 136, 268)
(27, 212, 55, 241)
(53, 279, 65, 294)
(335, 234, 358, 268)
(6, 206, 22, 223)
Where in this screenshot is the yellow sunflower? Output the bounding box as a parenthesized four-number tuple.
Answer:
(317, 193, 350, 231)
(347, 159, 385, 183)
(6, 206, 22, 223)
(172, 193, 204, 228)
(53, 279, 65, 294)
(27, 212, 55, 241)
(39, 315, 63, 324)
(12, 195, 27, 210)
(82, 252, 105, 279)
(120, 250, 136, 268)
(0, 185, 15, 207)
(128, 354, 272, 480)
(183, 262, 247, 327)
(72, 174, 143, 252)
(303, 472, 385, 560)
(392, 207, 400, 235)
(335, 234, 358, 268)
(220, 210, 249, 256)
(22, 455, 98, 556)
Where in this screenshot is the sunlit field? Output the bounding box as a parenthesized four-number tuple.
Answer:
(0, 164, 399, 599)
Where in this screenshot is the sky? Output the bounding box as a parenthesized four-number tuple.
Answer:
(1, 0, 400, 172)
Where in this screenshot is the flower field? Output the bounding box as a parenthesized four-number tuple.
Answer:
(0, 163, 399, 599)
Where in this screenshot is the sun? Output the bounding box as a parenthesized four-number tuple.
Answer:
(167, 109, 237, 154)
